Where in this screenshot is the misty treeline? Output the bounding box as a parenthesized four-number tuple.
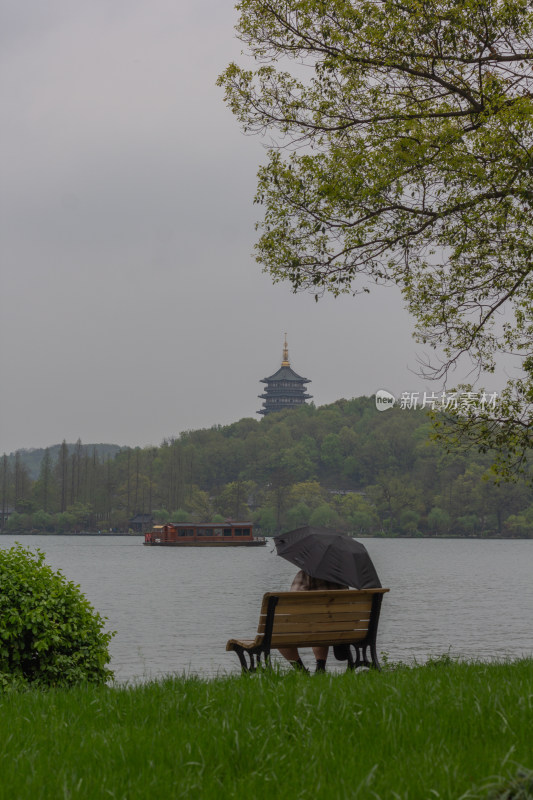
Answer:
(1, 398, 532, 537)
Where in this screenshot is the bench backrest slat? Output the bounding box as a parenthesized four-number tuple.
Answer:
(268, 616, 371, 633)
(258, 608, 373, 632)
(255, 589, 388, 647)
(270, 629, 373, 647)
(262, 598, 373, 614)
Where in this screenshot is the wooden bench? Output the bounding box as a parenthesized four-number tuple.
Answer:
(226, 588, 389, 673)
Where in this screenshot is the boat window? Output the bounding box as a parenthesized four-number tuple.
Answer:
(233, 528, 251, 536)
(223, 529, 232, 536)
(213, 528, 223, 536)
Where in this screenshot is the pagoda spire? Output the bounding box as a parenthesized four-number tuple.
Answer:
(281, 333, 290, 366)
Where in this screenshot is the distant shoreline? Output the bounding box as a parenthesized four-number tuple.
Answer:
(0, 531, 142, 537)
(0, 531, 530, 540)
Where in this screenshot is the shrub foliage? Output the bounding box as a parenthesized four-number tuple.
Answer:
(0, 544, 114, 689)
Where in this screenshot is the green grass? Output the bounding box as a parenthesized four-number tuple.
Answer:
(0, 659, 532, 799)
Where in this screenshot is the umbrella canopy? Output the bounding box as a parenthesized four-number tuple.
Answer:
(274, 526, 381, 589)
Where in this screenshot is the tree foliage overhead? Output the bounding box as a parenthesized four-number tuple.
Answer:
(218, 0, 533, 472)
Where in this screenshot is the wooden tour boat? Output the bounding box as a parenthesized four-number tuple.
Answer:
(144, 522, 266, 547)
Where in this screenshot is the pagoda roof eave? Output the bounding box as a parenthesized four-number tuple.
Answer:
(260, 365, 310, 383)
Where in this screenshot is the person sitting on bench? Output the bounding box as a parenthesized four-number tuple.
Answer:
(278, 570, 348, 673)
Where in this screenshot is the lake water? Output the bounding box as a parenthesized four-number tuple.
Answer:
(1, 535, 532, 682)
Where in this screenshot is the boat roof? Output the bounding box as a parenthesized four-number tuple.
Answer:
(167, 521, 252, 527)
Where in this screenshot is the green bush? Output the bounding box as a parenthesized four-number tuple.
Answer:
(0, 544, 114, 689)
(284, 501, 312, 530)
(398, 509, 421, 535)
(6, 513, 30, 532)
(170, 508, 191, 523)
(309, 503, 340, 528)
(254, 506, 277, 533)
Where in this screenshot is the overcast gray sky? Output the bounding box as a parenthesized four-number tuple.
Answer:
(1, 0, 505, 455)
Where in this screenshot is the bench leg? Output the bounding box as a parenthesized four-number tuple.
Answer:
(341, 644, 380, 672)
(355, 644, 380, 671)
(345, 646, 355, 670)
(233, 646, 271, 674)
(370, 642, 381, 671)
(257, 649, 272, 670)
(341, 644, 365, 671)
(234, 646, 254, 673)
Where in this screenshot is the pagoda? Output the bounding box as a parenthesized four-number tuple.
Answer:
(258, 336, 312, 416)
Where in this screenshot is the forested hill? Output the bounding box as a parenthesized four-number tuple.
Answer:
(1, 397, 532, 537)
(4, 444, 121, 480)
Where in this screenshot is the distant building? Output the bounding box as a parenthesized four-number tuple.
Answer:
(258, 336, 312, 416)
(129, 513, 154, 532)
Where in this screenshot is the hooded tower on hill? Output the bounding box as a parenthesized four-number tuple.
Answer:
(258, 336, 312, 416)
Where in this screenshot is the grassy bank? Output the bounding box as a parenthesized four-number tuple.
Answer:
(0, 659, 532, 799)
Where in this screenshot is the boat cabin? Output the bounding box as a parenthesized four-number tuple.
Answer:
(144, 522, 262, 546)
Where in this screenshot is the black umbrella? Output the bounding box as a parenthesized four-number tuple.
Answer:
(274, 526, 381, 589)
